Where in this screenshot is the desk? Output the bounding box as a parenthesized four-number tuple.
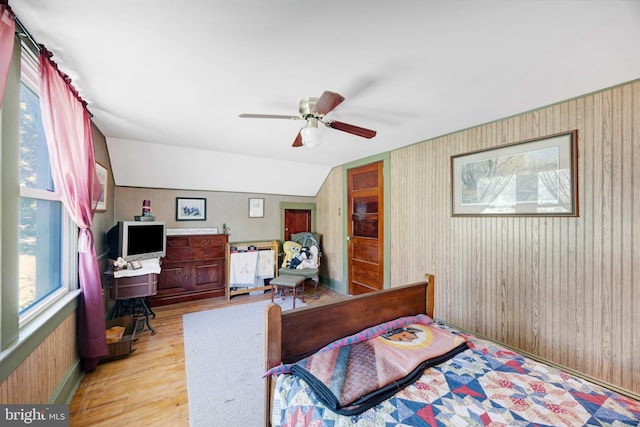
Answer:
(105, 271, 157, 335)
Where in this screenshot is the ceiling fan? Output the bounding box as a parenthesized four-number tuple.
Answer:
(239, 91, 377, 147)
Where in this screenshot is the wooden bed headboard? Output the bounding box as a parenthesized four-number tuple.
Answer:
(264, 274, 435, 425)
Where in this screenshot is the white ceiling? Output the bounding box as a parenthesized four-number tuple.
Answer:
(10, 1, 640, 196)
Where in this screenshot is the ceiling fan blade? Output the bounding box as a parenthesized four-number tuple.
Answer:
(239, 113, 301, 120)
(313, 91, 345, 116)
(292, 130, 303, 147)
(327, 120, 377, 139)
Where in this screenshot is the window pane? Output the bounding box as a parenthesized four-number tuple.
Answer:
(20, 81, 54, 191)
(17, 45, 70, 319)
(353, 195, 378, 214)
(352, 196, 379, 238)
(19, 197, 63, 314)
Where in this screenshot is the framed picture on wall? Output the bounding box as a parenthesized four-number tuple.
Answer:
(451, 130, 578, 216)
(95, 162, 107, 212)
(176, 197, 207, 221)
(249, 198, 264, 218)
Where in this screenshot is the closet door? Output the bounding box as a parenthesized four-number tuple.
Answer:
(347, 161, 384, 295)
(284, 209, 311, 241)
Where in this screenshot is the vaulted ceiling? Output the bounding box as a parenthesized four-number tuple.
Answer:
(10, 1, 640, 196)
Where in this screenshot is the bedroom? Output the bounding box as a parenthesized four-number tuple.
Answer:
(0, 1, 639, 426)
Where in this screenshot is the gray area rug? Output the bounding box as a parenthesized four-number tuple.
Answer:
(183, 297, 305, 426)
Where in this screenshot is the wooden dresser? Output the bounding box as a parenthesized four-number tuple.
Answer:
(152, 233, 228, 306)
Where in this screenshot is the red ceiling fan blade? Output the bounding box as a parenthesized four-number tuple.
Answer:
(239, 113, 301, 120)
(327, 121, 377, 139)
(313, 91, 345, 116)
(292, 130, 303, 147)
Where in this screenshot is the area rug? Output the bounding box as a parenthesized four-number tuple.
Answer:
(183, 297, 305, 427)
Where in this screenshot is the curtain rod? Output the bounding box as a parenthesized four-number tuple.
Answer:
(13, 15, 40, 54)
(12, 13, 94, 117)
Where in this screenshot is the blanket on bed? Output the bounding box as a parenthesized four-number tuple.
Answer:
(273, 323, 640, 426)
(290, 321, 468, 415)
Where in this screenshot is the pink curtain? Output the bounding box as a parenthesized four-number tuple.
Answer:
(39, 47, 107, 371)
(0, 1, 15, 106)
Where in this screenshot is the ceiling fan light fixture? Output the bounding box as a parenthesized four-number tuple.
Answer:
(301, 119, 322, 148)
(239, 90, 377, 148)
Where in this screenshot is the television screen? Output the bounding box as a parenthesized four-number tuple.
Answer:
(126, 223, 165, 258)
(107, 221, 166, 261)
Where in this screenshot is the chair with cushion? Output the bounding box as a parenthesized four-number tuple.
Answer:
(278, 232, 321, 299)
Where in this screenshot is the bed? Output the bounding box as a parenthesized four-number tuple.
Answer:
(264, 274, 640, 426)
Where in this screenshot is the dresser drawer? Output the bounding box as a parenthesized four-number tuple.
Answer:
(192, 246, 225, 259)
(167, 236, 189, 248)
(165, 246, 224, 262)
(164, 247, 195, 262)
(189, 235, 226, 247)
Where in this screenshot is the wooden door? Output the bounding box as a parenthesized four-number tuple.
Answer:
(284, 209, 311, 241)
(347, 161, 384, 295)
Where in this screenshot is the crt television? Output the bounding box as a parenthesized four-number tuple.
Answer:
(107, 221, 166, 261)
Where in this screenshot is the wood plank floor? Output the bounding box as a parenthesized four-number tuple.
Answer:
(69, 285, 346, 427)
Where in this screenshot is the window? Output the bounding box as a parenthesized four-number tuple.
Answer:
(17, 45, 76, 324)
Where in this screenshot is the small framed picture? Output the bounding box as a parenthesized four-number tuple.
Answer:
(129, 260, 143, 270)
(176, 197, 207, 221)
(249, 198, 264, 218)
(95, 162, 107, 212)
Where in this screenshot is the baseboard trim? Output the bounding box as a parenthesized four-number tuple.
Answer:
(319, 276, 345, 294)
(49, 358, 84, 404)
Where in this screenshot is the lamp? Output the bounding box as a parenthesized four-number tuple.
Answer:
(300, 118, 322, 147)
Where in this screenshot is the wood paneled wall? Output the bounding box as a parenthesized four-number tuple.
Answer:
(0, 314, 77, 403)
(387, 80, 640, 394)
(315, 167, 344, 284)
(315, 79, 640, 395)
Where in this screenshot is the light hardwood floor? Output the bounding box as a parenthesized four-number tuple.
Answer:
(69, 285, 346, 427)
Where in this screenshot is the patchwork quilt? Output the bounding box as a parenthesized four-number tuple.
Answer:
(271, 323, 640, 426)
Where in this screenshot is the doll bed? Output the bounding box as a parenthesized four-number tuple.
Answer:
(264, 275, 640, 426)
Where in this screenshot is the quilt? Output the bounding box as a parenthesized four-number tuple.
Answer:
(272, 323, 640, 426)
